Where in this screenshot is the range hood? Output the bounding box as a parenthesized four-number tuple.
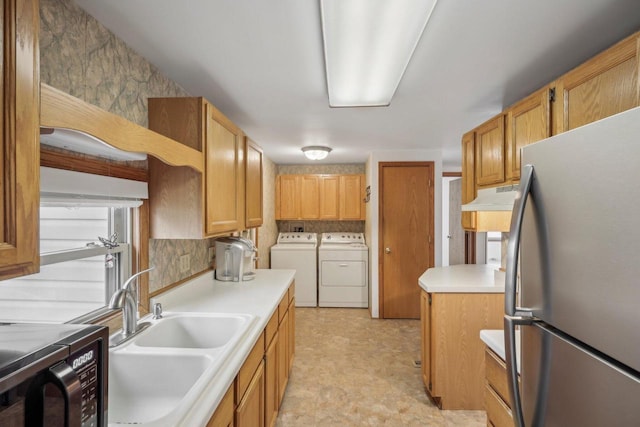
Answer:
(461, 184, 518, 212)
(41, 127, 147, 162)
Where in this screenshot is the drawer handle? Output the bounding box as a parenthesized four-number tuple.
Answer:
(339, 263, 349, 267)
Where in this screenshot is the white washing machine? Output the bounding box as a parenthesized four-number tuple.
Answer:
(318, 232, 368, 308)
(270, 232, 318, 307)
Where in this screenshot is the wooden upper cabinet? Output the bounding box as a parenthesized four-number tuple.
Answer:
(461, 131, 476, 231)
(276, 175, 300, 220)
(505, 87, 551, 181)
(276, 174, 365, 220)
(475, 114, 506, 188)
(245, 138, 263, 228)
(148, 97, 245, 238)
(299, 175, 319, 220)
(339, 175, 365, 220)
(205, 103, 245, 235)
(554, 32, 640, 134)
(0, 0, 40, 280)
(319, 175, 340, 220)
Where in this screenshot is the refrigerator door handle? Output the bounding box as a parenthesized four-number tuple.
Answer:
(505, 163, 534, 318)
(505, 315, 534, 427)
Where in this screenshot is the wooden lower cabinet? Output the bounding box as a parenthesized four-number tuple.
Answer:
(288, 299, 295, 370)
(207, 386, 234, 427)
(484, 348, 516, 427)
(420, 290, 504, 409)
(277, 309, 290, 404)
(264, 329, 279, 427)
(210, 284, 295, 427)
(236, 361, 265, 427)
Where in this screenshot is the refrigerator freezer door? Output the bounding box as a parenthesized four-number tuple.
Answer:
(520, 106, 640, 372)
(522, 323, 640, 427)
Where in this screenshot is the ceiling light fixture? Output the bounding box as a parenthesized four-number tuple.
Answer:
(320, 0, 438, 107)
(302, 146, 332, 160)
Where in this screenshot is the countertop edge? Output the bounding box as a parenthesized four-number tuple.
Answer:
(418, 264, 505, 293)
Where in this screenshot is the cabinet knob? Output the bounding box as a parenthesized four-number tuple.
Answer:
(385, 247, 391, 254)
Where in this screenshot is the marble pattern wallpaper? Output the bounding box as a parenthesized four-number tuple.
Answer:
(40, 0, 234, 292)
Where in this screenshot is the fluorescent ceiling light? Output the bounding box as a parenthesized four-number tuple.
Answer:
(320, 0, 438, 107)
(302, 146, 332, 160)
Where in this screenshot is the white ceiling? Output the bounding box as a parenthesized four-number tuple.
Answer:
(73, 0, 640, 168)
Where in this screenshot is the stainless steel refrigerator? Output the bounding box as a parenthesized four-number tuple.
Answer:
(504, 106, 640, 427)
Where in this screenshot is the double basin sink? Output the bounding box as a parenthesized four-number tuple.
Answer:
(108, 312, 255, 425)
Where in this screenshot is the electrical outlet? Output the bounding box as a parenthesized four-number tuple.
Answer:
(208, 246, 215, 263)
(180, 254, 191, 273)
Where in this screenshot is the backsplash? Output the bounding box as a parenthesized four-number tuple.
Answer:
(277, 221, 365, 234)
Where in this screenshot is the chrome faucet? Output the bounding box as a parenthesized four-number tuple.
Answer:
(109, 267, 154, 341)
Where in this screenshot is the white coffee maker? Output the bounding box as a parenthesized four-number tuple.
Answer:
(214, 237, 256, 282)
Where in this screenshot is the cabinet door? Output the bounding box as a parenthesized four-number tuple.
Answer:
(420, 291, 432, 392)
(207, 385, 234, 427)
(475, 114, 506, 188)
(264, 331, 278, 427)
(277, 310, 289, 406)
(299, 175, 319, 219)
(554, 33, 639, 134)
(339, 175, 365, 220)
(506, 87, 551, 182)
(0, 0, 40, 280)
(276, 175, 299, 220)
(236, 361, 265, 427)
(288, 299, 295, 370)
(245, 138, 263, 228)
(319, 175, 340, 220)
(460, 131, 476, 231)
(205, 103, 245, 235)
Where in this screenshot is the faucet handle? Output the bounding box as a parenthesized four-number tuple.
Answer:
(152, 302, 163, 320)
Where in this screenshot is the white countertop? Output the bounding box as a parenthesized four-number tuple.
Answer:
(418, 264, 505, 293)
(142, 268, 295, 427)
(480, 329, 521, 373)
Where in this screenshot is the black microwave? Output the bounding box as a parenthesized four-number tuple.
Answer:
(0, 323, 108, 426)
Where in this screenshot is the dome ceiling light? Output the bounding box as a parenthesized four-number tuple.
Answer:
(302, 146, 332, 160)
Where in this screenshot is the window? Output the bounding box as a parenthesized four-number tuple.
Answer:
(0, 205, 132, 323)
(0, 166, 147, 323)
(486, 231, 502, 267)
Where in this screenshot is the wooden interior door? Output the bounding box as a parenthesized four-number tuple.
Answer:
(379, 162, 434, 319)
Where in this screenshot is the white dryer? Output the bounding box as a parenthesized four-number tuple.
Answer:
(270, 232, 318, 307)
(318, 232, 368, 308)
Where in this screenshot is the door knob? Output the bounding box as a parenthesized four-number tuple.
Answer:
(385, 247, 391, 254)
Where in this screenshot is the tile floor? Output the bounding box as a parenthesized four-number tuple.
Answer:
(275, 308, 486, 426)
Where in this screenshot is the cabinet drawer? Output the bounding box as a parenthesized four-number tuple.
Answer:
(288, 282, 295, 304)
(236, 334, 265, 404)
(485, 384, 513, 427)
(485, 348, 511, 407)
(278, 294, 288, 324)
(264, 310, 279, 350)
